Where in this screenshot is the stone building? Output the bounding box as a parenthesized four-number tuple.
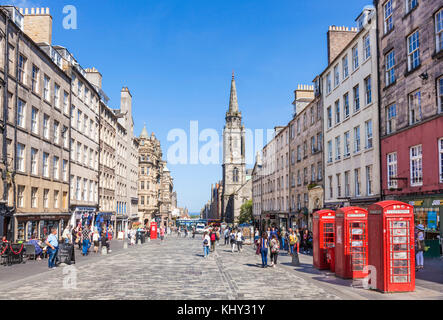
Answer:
(374, 0, 443, 239)
(221, 73, 251, 223)
(159, 165, 174, 228)
(137, 124, 163, 226)
(289, 84, 324, 230)
(321, 6, 381, 210)
(0, 6, 71, 241)
(251, 153, 263, 228)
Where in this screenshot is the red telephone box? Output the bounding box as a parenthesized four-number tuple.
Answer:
(150, 222, 158, 240)
(313, 210, 336, 270)
(368, 201, 415, 293)
(335, 207, 368, 279)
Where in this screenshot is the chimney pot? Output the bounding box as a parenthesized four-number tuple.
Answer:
(31, 8, 35, 14)
(25, 8, 29, 14)
(36, 8, 40, 14)
(46, 8, 50, 14)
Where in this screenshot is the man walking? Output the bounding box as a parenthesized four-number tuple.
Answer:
(81, 226, 91, 256)
(210, 229, 216, 252)
(45, 228, 59, 269)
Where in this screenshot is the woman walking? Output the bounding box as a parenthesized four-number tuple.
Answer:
(203, 231, 210, 258)
(92, 230, 100, 254)
(258, 232, 269, 268)
(415, 224, 425, 271)
(302, 229, 309, 254)
(236, 229, 243, 253)
(230, 229, 237, 253)
(270, 234, 280, 267)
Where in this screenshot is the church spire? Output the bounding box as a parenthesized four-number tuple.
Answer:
(228, 71, 239, 114)
(140, 122, 149, 139)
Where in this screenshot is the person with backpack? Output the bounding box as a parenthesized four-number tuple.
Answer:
(230, 229, 236, 253)
(203, 231, 210, 258)
(288, 229, 297, 256)
(210, 230, 217, 252)
(236, 229, 243, 253)
(257, 232, 269, 268)
(270, 234, 280, 267)
(415, 224, 425, 271)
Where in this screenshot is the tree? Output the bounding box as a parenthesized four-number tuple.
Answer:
(237, 200, 253, 225)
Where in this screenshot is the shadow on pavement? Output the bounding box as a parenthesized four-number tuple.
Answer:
(244, 263, 263, 268)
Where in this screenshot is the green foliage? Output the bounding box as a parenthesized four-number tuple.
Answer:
(237, 200, 253, 224)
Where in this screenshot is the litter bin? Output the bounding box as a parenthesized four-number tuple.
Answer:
(327, 247, 335, 273)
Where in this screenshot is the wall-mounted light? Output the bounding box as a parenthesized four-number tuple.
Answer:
(419, 72, 429, 80)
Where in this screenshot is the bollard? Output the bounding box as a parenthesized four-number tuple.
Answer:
(292, 252, 300, 266)
(123, 241, 128, 249)
(137, 239, 141, 245)
(101, 246, 108, 255)
(148, 237, 151, 242)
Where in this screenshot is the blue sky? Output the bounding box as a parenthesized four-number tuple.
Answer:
(10, 0, 370, 213)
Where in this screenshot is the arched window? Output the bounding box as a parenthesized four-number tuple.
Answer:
(233, 168, 239, 183)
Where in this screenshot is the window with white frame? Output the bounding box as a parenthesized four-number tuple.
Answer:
(439, 138, 443, 183)
(355, 168, 361, 196)
(83, 178, 87, 201)
(363, 34, 371, 60)
(43, 189, 49, 208)
(84, 146, 88, 165)
(385, 50, 395, 86)
(70, 106, 75, 127)
(77, 110, 82, 131)
(439, 77, 443, 114)
(327, 140, 333, 163)
(17, 143, 25, 172)
(344, 131, 350, 157)
(410, 145, 423, 186)
(43, 114, 49, 139)
(409, 90, 422, 125)
(406, 0, 418, 13)
(77, 142, 81, 162)
(43, 75, 50, 101)
(365, 119, 373, 149)
(385, 104, 396, 135)
(327, 106, 332, 128)
(43, 152, 49, 178)
(18, 54, 26, 84)
(63, 91, 69, 115)
(345, 171, 350, 197)
(78, 80, 83, 98)
(54, 83, 60, 109)
(53, 156, 59, 180)
(17, 99, 25, 128)
(335, 100, 340, 124)
(31, 187, 37, 208)
(407, 30, 420, 71)
(62, 126, 68, 148)
(342, 55, 349, 79)
(336, 173, 341, 197)
(352, 45, 359, 70)
(365, 76, 372, 105)
(53, 120, 60, 144)
(326, 72, 331, 94)
(366, 165, 373, 195)
(317, 133, 322, 151)
(89, 180, 93, 201)
(31, 148, 38, 175)
(335, 136, 341, 160)
(76, 177, 80, 201)
(334, 65, 339, 87)
(436, 9, 443, 53)
(344, 93, 350, 119)
(318, 162, 322, 180)
(354, 126, 361, 153)
(311, 164, 316, 182)
(63, 160, 68, 182)
(17, 186, 24, 208)
(353, 85, 360, 112)
(31, 65, 39, 93)
(384, 0, 393, 34)
(54, 190, 59, 208)
(31, 107, 38, 134)
(387, 152, 398, 188)
(329, 176, 333, 199)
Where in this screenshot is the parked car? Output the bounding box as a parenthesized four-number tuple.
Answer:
(195, 223, 206, 234)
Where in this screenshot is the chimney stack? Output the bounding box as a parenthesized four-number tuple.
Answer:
(327, 25, 357, 65)
(85, 67, 103, 90)
(22, 7, 52, 45)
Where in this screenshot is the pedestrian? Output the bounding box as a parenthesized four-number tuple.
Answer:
(270, 234, 280, 268)
(258, 232, 269, 268)
(81, 226, 91, 256)
(215, 228, 220, 246)
(236, 229, 243, 253)
(415, 224, 425, 271)
(266, 227, 271, 240)
(288, 229, 297, 256)
(160, 227, 165, 242)
(210, 230, 216, 252)
(302, 229, 309, 254)
(203, 231, 210, 258)
(93, 230, 100, 253)
(28, 234, 43, 261)
(224, 228, 229, 246)
(184, 228, 188, 238)
(254, 229, 260, 249)
(295, 228, 301, 254)
(62, 225, 72, 244)
(230, 229, 236, 253)
(101, 232, 111, 253)
(280, 228, 286, 251)
(45, 228, 59, 269)
(192, 227, 196, 239)
(130, 229, 136, 246)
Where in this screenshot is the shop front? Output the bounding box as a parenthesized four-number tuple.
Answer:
(73, 207, 97, 229)
(14, 213, 71, 242)
(396, 196, 442, 258)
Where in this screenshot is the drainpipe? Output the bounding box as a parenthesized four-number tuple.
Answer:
(0, 9, 9, 238)
(68, 67, 73, 226)
(12, 20, 20, 241)
(374, 5, 384, 202)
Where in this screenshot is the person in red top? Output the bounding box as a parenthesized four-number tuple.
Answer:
(210, 230, 216, 252)
(160, 227, 165, 241)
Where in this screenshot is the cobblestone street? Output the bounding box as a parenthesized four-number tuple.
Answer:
(0, 237, 441, 300)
